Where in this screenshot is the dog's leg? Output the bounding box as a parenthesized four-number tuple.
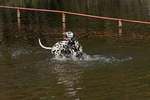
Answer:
(38, 38, 52, 50)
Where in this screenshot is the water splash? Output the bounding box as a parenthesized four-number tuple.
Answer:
(11, 49, 32, 58)
(51, 53, 133, 64)
(10, 48, 133, 65)
(83, 54, 133, 63)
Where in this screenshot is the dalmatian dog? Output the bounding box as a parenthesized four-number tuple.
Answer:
(38, 31, 84, 59)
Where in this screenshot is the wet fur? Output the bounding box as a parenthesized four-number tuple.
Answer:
(38, 38, 83, 59)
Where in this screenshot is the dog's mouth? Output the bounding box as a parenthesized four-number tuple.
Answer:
(63, 35, 69, 40)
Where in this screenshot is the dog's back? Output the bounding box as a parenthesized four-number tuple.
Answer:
(51, 40, 69, 57)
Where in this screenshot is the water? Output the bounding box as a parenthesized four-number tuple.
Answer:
(0, 0, 150, 100)
(0, 38, 150, 100)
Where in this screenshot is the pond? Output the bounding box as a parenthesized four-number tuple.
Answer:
(0, 0, 150, 100)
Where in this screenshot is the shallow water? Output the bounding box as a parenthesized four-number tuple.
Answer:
(1, 38, 150, 100)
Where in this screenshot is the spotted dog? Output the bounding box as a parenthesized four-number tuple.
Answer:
(38, 32, 83, 59)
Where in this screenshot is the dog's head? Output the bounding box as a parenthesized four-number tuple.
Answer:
(63, 31, 74, 40)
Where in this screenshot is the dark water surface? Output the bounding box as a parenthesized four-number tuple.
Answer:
(0, 38, 150, 100)
(0, 0, 150, 100)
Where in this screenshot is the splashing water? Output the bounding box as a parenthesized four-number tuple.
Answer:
(10, 48, 133, 65)
(83, 54, 133, 63)
(51, 53, 133, 64)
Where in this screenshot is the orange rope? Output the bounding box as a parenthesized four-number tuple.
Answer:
(0, 6, 150, 24)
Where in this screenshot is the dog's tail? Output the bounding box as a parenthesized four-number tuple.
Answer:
(38, 38, 52, 50)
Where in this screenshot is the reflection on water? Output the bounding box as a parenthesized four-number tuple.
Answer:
(0, 0, 150, 43)
(0, 37, 150, 100)
(51, 63, 82, 99)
